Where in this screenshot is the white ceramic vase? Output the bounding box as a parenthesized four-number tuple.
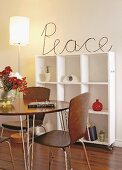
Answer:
(45, 73, 51, 82)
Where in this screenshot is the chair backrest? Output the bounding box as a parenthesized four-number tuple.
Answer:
(23, 87, 50, 101)
(68, 92, 90, 144)
(23, 87, 50, 120)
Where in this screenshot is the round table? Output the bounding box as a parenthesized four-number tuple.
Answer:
(0, 98, 69, 170)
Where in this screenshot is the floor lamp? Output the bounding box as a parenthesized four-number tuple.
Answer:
(9, 16, 29, 73)
(9, 16, 30, 170)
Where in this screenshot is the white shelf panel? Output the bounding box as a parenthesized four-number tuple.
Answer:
(59, 82, 81, 85)
(37, 81, 108, 86)
(82, 82, 108, 85)
(37, 81, 57, 84)
(89, 109, 108, 115)
(83, 138, 108, 145)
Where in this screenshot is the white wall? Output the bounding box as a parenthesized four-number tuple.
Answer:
(0, 0, 122, 146)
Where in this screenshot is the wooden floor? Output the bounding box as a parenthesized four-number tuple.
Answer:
(0, 129, 122, 170)
(0, 139, 122, 170)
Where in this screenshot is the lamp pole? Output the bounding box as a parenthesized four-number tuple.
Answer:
(18, 43, 21, 73)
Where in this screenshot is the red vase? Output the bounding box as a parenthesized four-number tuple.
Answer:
(92, 99, 103, 111)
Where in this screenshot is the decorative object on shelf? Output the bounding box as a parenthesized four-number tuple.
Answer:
(98, 130, 105, 142)
(84, 124, 91, 141)
(85, 125, 98, 141)
(92, 99, 103, 111)
(45, 66, 51, 82)
(0, 66, 27, 104)
(88, 125, 98, 141)
(63, 74, 79, 83)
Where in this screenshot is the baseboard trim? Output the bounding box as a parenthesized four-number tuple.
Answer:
(115, 140, 122, 147)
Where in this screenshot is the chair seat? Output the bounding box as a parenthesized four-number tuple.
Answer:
(2, 119, 43, 131)
(34, 130, 70, 148)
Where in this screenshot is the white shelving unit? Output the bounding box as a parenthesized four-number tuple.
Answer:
(35, 52, 115, 147)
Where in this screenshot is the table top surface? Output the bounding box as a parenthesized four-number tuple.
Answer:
(0, 98, 69, 116)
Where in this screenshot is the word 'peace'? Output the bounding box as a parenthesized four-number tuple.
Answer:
(41, 22, 112, 55)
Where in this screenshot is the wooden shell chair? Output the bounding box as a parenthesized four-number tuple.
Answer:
(0, 136, 14, 169)
(1, 87, 50, 137)
(34, 92, 91, 170)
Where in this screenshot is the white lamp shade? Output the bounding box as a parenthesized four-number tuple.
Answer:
(9, 16, 29, 46)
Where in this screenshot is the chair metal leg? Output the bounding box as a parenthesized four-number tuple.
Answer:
(67, 147, 73, 170)
(63, 148, 69, 170)
(80, 140, 91, 170)
(63, 147, 73, 170)
(20, 115, 27, 170)
(5, 141, 15, 170)
(31, 114, 35, 170)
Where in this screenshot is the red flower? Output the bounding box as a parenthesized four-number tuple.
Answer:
(8, 77, 13, 83)
(12, 84, 18, 90)
(17, 79, 22, 85)
(5, 66, 12, 72)
(12, 77, 17, 83)
(0, 66, 27, 94)
(4, 66, 12, 75)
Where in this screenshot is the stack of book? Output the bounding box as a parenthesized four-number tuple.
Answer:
(85, 125, 98, 141)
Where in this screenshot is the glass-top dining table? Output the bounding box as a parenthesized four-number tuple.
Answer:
(0, 98, 69, 170)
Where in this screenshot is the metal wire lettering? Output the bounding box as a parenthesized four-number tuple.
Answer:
(41, 22, 112, 55)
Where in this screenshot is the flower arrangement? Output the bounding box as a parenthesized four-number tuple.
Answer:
(0, 66, 27, 98)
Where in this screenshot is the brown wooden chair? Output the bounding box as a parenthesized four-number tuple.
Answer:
(34, 92, 91, 170)
(1, 87, 50, 136)
(0, 136, 14, 169)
